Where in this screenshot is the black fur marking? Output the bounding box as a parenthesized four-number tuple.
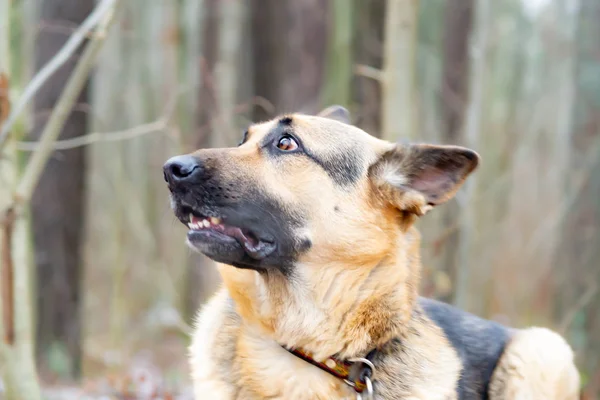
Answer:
(298, 238, 312, 252)
(279, 116, 293, 125)
(167, 156, 308, 277)
(303, 147, 362, 186)
(214, 187, 304, 277)
(238, 130, 249, 146)
(260, 121, 362, 186)
(419, 298, 511, 400)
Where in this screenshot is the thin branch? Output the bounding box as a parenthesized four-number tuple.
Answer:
(16, 94, 273, 152)
(0, 0, 117, 150)
(559, 281, 598, 334)
(17, 94, 177, 151)
(12, 0, 120, 208)
(18, 120, 167, 151)
(354, 64, 383, 82)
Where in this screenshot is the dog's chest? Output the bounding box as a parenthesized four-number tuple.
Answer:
(234, 328, 357, 400)
(233, 328, 463, 400)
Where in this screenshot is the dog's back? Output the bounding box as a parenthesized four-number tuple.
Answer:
(420, 298, 511, 399)
(420, 298, 579, 400)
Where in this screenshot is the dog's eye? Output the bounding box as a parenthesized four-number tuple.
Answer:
(276, 135, 298, 151)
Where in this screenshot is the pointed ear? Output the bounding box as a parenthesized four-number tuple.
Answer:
(370, 144, 480, 216)
(317, 105, 351, 124)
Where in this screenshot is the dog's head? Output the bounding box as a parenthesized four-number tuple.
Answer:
(164, 106, 479, 278)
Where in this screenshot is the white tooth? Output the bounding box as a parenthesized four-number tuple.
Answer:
(193, 223, 200, 230)
(188, 222, 194, 229)
(189, 213, 194, 222)
(202, 219, 210, 228)
(210, 217, 221, 225)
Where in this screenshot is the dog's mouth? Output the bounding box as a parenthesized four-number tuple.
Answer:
(181, 207, 276, 260)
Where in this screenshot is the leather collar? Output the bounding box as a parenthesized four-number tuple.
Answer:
(284, 346, 376, 393)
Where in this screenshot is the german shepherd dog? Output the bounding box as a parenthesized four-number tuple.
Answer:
(163, 106, 580, 399)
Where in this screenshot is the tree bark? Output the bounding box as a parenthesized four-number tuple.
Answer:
(31, 0, 94, 379)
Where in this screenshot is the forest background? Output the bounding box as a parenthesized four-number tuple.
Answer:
(1, 0, 599, 398)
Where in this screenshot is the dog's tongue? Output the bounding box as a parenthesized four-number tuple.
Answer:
(221, 226, 255, 246)
(223, 226, 267, 259)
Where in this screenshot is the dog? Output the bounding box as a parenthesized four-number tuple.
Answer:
(163, 106, 580, 399)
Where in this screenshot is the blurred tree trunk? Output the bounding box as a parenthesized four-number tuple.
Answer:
(441, 0, 473, 144)
(180, 0, 206, 322)
(250, 0, 329, 120)
(438, 0, 474, 303)
(183, 0, 220, 322)
(31, 0, 94, 379)
(558, 0, 600, 391)
(322, 0, 354, 110)
(454, 0, 491, 312)
(184, 0, 248, 322)
(352, 0, 385, 136)
(380, 0, 419, 141)
(196, 0, 219, 141)
(212, 0, 246, 147)
(0, 1, 42, 398)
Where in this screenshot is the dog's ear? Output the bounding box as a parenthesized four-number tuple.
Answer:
(370, 144, 480, 216)
(317, 105, 351, 124)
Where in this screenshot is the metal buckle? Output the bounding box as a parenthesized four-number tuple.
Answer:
(348, 357, 375, 400)
(348, 357, 375, 373)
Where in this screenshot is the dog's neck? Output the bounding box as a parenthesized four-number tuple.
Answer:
(219, 226, 422, 362)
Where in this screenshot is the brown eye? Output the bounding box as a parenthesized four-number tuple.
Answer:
(276, 135, 298, 151)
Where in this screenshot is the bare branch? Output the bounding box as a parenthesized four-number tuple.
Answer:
(15, 94, 275, 152)
(354, 64, 383, 82)
(559, 280, 598, 334)
(0, 0, 117, 149)
(17, 119, 167, 151)
(17, 94, 177, 151)
(12, 0, 121, 208)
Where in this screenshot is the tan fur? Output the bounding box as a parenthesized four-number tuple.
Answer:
(192, 286, 462, 400)
(173, 110, 579, 399)
(189, 288, 240, 399)
(489, 327, 580, 400)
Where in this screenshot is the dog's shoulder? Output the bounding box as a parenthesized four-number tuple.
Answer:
(418, 297, 512, 399)
(189, 287, 242, 398)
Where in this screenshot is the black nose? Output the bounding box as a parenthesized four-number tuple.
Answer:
(163, 155, 203, 183)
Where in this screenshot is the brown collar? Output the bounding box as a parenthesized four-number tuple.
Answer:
(284, 347, 376, 393)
